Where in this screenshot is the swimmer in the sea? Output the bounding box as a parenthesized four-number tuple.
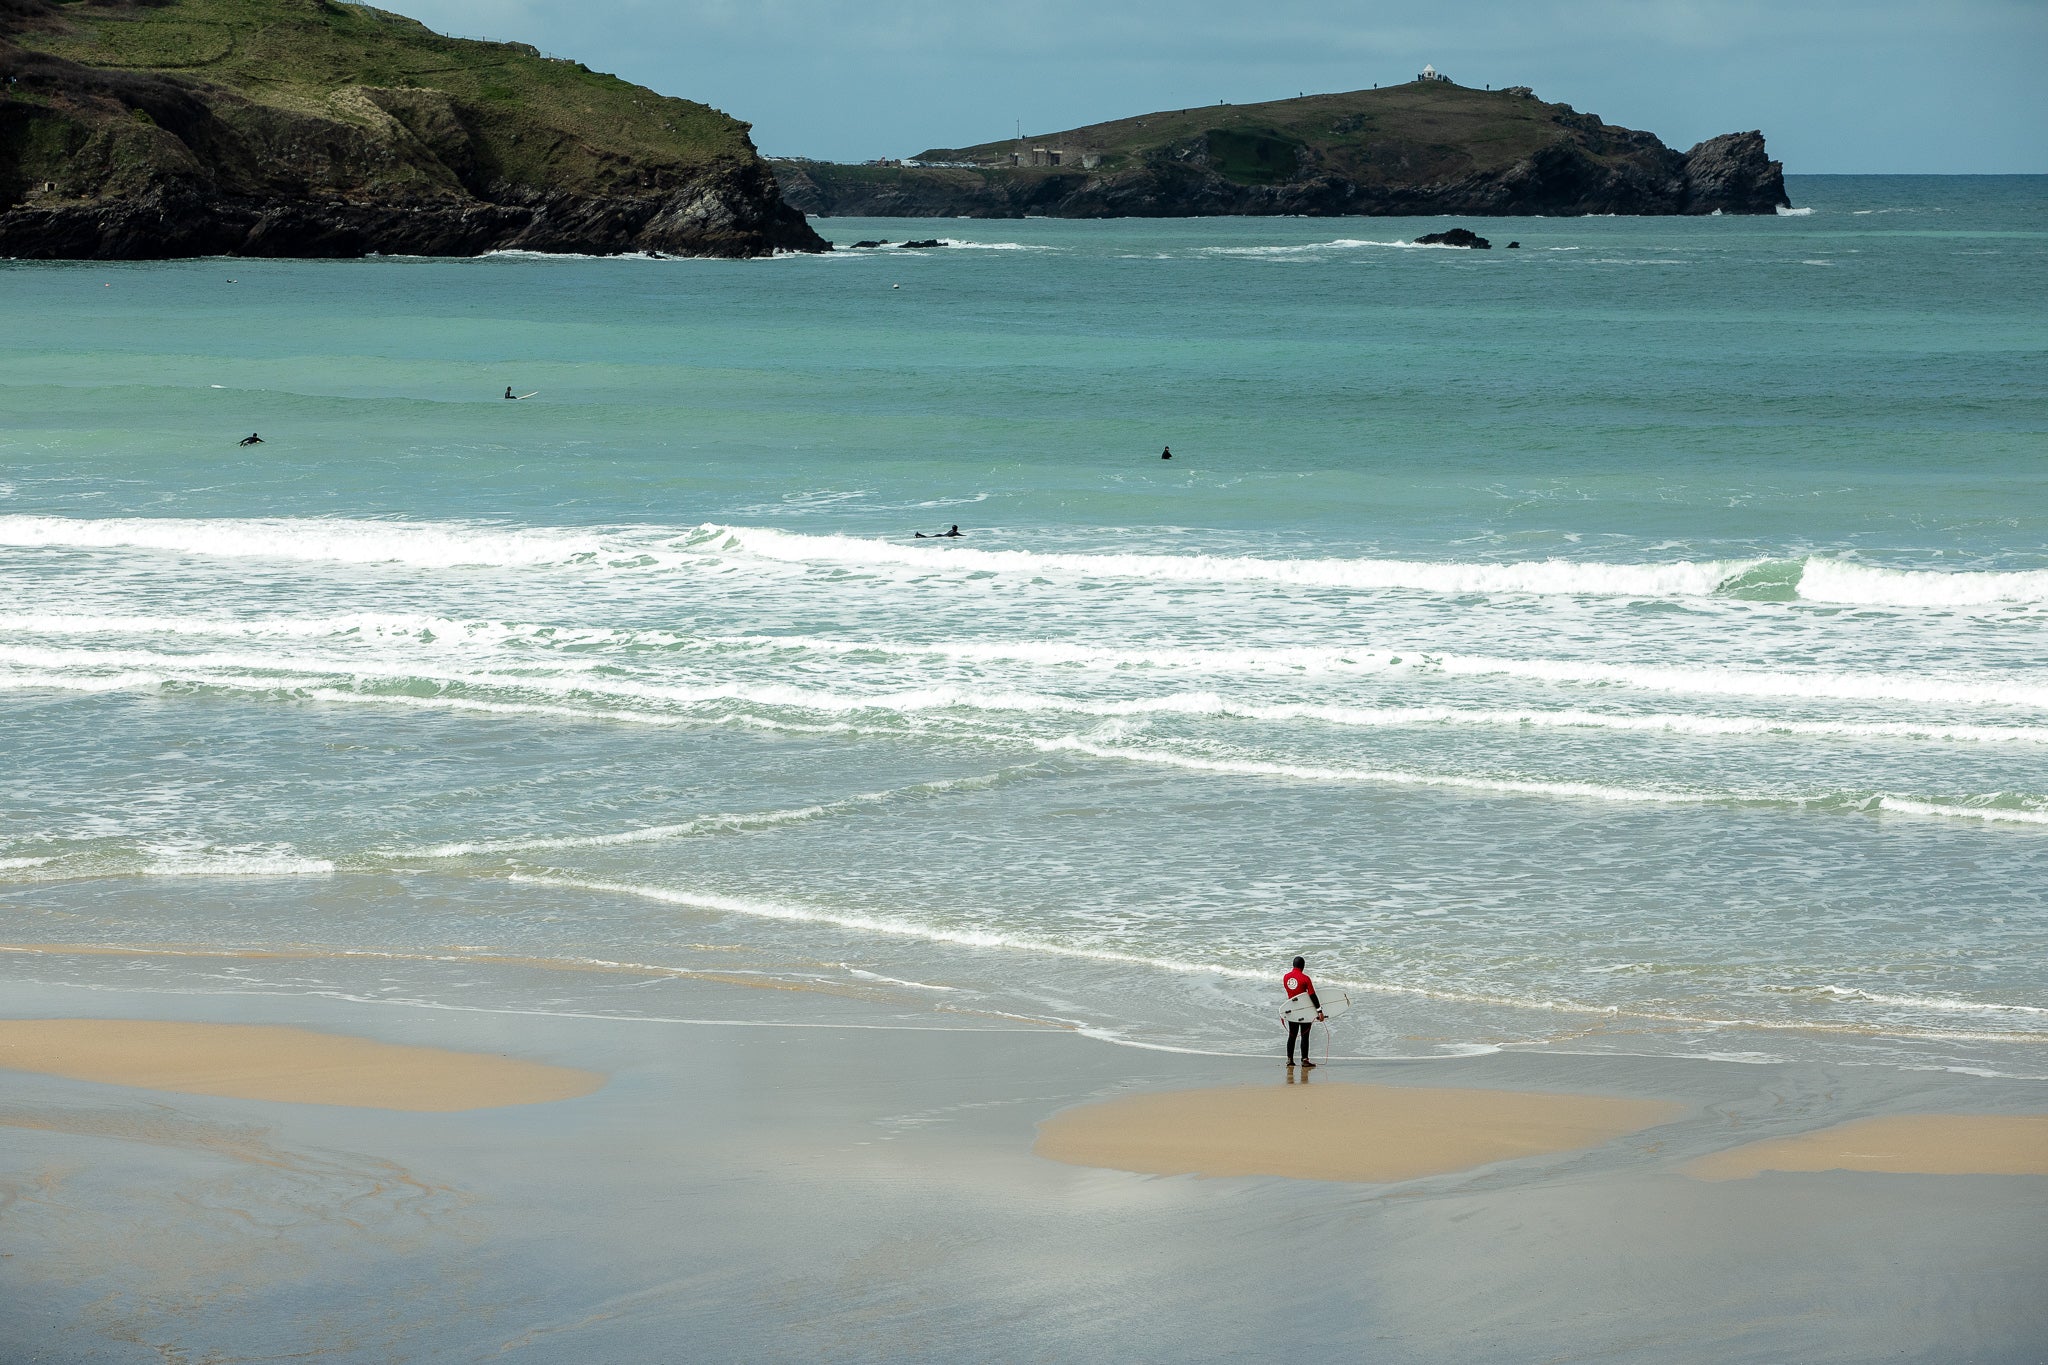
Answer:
(238, 433, 264, 446)
(914, 525, 965, 539)
(941, 525, 963, 538)
(1161, 446, 1172, 459)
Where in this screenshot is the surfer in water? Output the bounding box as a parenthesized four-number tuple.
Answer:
(1161, 446, 1172, 459)
(1283, 956, 1325, 1068)
(505, 387, 516, 400)
(913, 525, 965, 539)
(238, 433, 264, 446)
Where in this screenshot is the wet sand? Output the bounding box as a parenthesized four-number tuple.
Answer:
(1686, 1113, 2048, 1180)
(3, 972, 2045, 1363)
(0, 1018, 604, 1111)
(1036, 1081, 1685, 1182)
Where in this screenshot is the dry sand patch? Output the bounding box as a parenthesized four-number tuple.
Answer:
(0, 1018, 603, 1110)
(1035, 1081, 1682, 1183)
(1686, 1114, 2048, 1180)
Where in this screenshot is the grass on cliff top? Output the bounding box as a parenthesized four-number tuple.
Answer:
(920, 82, 1608, 183)
(16, 0, 755, 184)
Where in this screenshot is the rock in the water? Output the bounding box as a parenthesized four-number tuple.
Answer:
(1506, 240, 1520, 248)
(1678, 131, 1790, 214)
(1415, 228, 1492, 248)
(898, 238, 944, 249)
(847, 240, 892, 248)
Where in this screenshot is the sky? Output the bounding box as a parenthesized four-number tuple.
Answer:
(393, 0, 2048, 172)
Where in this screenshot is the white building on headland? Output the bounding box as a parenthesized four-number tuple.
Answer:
(1418, 64, 1451, 83)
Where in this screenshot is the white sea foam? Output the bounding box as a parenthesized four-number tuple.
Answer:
(7, 516, 2043, 609)
(13, 635, 2042, 733)
(709, 526, 2048, 607)
(933, 239, 1054, 252)
(706, 523, 1763, 597)
(1807, 985, 2048, 1016)
(138, 846, 336, 876)
(1874, 797, 2048, 826)
(1020, 735, 1719, 805)
(1198, 239, 1459, 256)
(713, 635, 2048, 709)
(1798, 558, 2048, 607)
(1776, 206, 1817, 216)
(396, 770, 1018, 858)
(0, 514, 683, 571)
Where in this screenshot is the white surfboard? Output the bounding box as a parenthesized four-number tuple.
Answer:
(511, 391, 540, 400)
(1281, 990, 1349, 1024)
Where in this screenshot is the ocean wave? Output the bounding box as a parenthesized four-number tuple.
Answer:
(707, 523, 1764, 596)
(1776, 206, 1817, 216)
(707, 527, 2048, 607)
(10, 615, 2043, 712)
(0, 514, 698, 572)
(139, 845, 336, 877)
(392, 768, 1028, 859)
(12, 636, 2044, 731)
(8, 646, 2048, 823)
(1804, 985, 2048, 1016)
(8, 515, 2045, 609)
(1798, 559, 2048, 607)
(1872, 797, 2048, 826)
(708, 636, 2048, 709)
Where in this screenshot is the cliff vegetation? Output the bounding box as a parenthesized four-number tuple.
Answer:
(0, 0, 826, 257)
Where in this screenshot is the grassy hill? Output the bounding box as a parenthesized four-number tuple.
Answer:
(0, 0, 825, 256)
(779, 80, 1787, 219)
(923, 82, 1592, 184)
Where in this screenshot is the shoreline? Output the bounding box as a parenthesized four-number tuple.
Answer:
(3, 967, 2044, 1361)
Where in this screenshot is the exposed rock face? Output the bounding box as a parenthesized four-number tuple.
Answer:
(1415, 228, 1490, 248)
(0, 159, 823, 260)
(1679, 132, 1787, 215)
(0, 0, 825, 259)
(776, 83, 1789, 221)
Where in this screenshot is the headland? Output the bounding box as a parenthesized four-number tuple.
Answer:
(0, 0, 826, 259)
(777, 76, 1789, 219)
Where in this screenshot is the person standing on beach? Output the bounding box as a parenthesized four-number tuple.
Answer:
(1284, 955, 1324, 1068)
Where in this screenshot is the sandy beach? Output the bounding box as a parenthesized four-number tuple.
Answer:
(3, 959, 2044, 1363)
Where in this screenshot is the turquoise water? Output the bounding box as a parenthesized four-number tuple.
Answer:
(3, 175, 2044, 1070)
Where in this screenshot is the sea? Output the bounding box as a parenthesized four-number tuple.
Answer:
(3, 174, 2044, 1076)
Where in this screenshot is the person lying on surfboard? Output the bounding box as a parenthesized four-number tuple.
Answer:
(1283, 956, 1325, 1068)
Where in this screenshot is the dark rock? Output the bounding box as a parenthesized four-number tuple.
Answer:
(0, 168, 826, 260)
(1506, 240, 1519, 248)
(1415, 228, 1491, 248)
(847, 239, 891, 248)
(897, 238, 943, 249)
(1678, 131, 1789, 214)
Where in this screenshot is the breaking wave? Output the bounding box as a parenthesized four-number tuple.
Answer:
(6, 515, 2045, 608)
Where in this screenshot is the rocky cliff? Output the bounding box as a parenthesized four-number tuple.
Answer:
(779, 82, 1788, 219)
(0, 0, 826, 258)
